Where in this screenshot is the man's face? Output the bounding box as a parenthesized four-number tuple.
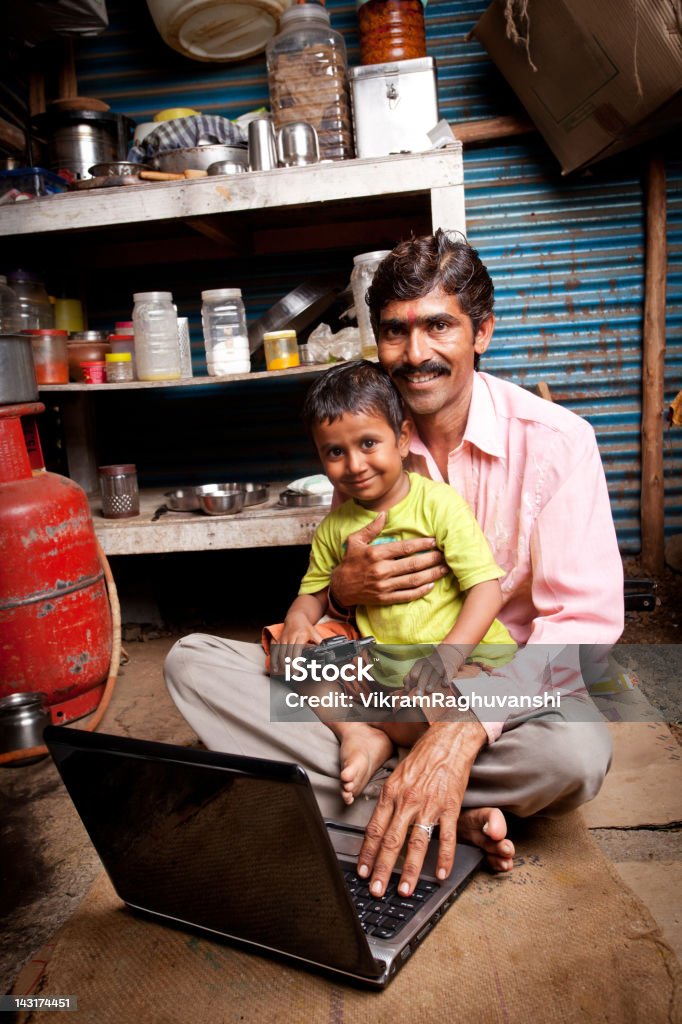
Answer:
(376, 288, 494, 419)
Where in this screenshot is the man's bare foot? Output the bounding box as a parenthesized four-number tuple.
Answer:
(457, 807, 515, 871)
(338, 724, 393, 806)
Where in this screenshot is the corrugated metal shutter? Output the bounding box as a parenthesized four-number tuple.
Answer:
(70, 0, 681, 551)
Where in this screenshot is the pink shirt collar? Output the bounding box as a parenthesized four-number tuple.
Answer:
(409, 371, 505, 469)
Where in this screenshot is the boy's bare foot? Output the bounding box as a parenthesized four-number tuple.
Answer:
(338, 725, 394, 806)
(457, 806, 515, 871)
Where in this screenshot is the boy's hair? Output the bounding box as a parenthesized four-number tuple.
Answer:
(302, 360, 405, 439)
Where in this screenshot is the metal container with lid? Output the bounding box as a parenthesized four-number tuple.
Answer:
(0, 336, 39, 403)
(98, 464, 139, 519)
(0, 692, 50, 762)
(33, 108, 134, 180)
(349, 57, 438, 158)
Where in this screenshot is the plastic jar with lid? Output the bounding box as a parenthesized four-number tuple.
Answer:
(201, 288, 250, 376)
(23, 328, 69, 383)
(132, 291, 181, 381)
(356, 0, 427, 64)
(8, 270, 54, 331)
(263, 330, 300, 371)
(266, 4, 354, 162)
(0, 275, 21, 334)
(350, 250, 392, 358)
(105, 352, 134, 383)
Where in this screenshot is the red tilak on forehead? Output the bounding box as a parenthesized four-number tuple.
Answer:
(406, 308, 417, 326)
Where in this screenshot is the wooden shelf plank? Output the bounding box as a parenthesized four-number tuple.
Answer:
(38, 363, 329, 392)
(0, 148, 463, 239)
(91, 487, 326, 555)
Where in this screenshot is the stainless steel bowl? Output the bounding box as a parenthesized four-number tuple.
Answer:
(195, 485, 244, 516)
(164, 488, 200, 512)
(207, 160, 248, 176)
(278, 489, 333, 508)
(88, 161, 149, 177)
(218, 482, 270, 506)
(152, 145, 248, 174)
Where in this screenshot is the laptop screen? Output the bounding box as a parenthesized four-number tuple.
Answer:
(46, 729, 381, 978)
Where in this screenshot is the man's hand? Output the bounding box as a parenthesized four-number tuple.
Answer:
(356, 720, 487, 897)
(329, 512, 447, 608)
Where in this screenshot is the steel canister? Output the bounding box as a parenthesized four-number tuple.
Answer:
(98, 464, 139, 518)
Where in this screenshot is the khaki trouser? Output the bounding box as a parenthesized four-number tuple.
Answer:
(164, 633, 613, 829)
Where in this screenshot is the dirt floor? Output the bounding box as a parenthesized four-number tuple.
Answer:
(1, 552, 680, 1010)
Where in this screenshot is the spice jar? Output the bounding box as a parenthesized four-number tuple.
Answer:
(356, 0, 427, 64)
(105, 352, 134, 383)
(23, 329, 69, 384)
(264, 330, 300, 371)
(80, 360, 107, 384)
(132, 291, 181, 381)
(201, 288, 250, 376)
(267, 4, 354, 162)
(98, 464, 139, 519)
(351, 251, 392, 358)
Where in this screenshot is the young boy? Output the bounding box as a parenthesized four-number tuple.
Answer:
(275, 361, 516, 805)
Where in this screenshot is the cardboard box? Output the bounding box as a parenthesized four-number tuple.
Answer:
(473, 0, 682, 174)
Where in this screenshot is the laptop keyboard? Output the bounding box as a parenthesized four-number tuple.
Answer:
(343, 868, 437, 941)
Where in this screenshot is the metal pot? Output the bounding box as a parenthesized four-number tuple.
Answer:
(152, 145, 248, 174)
(0, 335, 39, 403)
(0, 692, 50, 761)
(33, 109, 135, 180)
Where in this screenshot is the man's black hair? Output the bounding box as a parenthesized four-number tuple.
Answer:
(302, 360, 405, 439)
(366, 230, 494, 370)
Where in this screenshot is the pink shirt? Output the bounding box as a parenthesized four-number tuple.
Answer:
(407, 372, 624, 742)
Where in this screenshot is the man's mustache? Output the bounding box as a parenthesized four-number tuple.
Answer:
(391, 360, 451, 380)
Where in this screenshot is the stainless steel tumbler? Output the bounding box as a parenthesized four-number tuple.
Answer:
(248, 117, 277, 171)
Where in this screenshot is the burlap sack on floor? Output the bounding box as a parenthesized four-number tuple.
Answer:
(16, 812, 681, 1024)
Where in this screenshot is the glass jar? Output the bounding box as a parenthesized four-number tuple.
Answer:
(67, 338, 110, 381)
(23, 328, 69, 383)
(105, 352, 134, 383)
(8, 270, 54, 331)
(201, 288, 250, 376)
(98, 464, 139, 519)
(132, 291, 181, 381)
(356, 0, 427, 64)
(108, 334, 136, 378)
(350, 250, 392, 358)
(0, 275, 21, 334)
(266, 4, 354, 162)
(263, 330, 300, 371)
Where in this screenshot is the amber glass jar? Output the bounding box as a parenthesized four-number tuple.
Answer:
(357, 0, 427, 64)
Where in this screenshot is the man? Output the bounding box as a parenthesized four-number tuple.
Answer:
(165, 231, 623, 898)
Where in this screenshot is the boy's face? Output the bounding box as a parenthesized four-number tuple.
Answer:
(312, 409, 410, 511)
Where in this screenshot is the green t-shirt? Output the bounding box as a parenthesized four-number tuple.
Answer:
(299, 472, 516, 662)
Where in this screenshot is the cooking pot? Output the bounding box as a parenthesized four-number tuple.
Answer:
(0, 335, 39, 403)
(33, 109, 135, 180)
(152, 145, 248, 174)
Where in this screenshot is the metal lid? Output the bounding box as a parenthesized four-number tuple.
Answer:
(69, 330, 108, 341)
(349, 56, 436, 79)
(133, 291, 173, 301)
(98, 464, 137, 476)
(201, 288, 243, 301)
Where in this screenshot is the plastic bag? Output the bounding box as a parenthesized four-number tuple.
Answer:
(307, 323, 362, 363)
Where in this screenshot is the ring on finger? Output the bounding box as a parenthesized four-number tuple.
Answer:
(412, 822, 437, 841)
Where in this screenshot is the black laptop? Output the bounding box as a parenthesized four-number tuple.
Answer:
(44, 726, 482, 988)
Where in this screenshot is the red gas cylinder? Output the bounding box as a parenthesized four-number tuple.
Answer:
(0, 402, 112, 723)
